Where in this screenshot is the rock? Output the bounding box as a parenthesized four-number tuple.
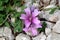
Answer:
(46, 34, 52, 40)
(32, 32, 46, 40)
(44, 5, 56, 9)
(43, 10, 52, 20)
(50, 0, 56, 5)
(3, 27, 14, 40)
(0, 37, 5, 40)
(0, 27, 4, 36)
(39, 11, 44, 18)
(48, 11, 60, 22)
(15, 7, 21, 12)
(58, 0, 60, 6)
(43, 10, 60, 21)
(51, 32, 60, 40)
(45, 28, 51, 36)
(25, 0, 32, 3)
(25, 2, 32, 7)
(16, 33, 30, 40)
(33, 3, 39, 8)
(40, 35, 46, 40)
(11, 17, 15, 23)
(42, 0, 50, 6)
(49, 15, 58, 22)
(53, 20, 60, 33)
(0, 27, 14, 40)
(24, 0, 32, 7)
(46, 22, 54, 29)
(54, 10, 60, 20)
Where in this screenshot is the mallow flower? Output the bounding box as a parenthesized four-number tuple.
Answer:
(20, 7, 42, 36)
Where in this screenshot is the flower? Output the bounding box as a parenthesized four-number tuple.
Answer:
(20, 7, 42, 36)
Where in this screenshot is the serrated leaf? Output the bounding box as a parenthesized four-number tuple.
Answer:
(49, 8, 57, 14)
(0, 14, 5, 24)
(14, 20, 23, 33)
(5, 21, 10, 27)
(0, 6, 4, 11)
(2, 0, 8, 3)
(0, 1, 3, 6)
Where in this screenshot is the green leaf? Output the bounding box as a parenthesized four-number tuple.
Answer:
(4, 0, 8, 3)
(5, 21, 10, 27)
(14, 20, 23, 33)
(0, 1, 3, 6)
(2, 0, 8, 3)
(49, 8, 57, 14)
(0, 14, 5, 24)
(38, 22, 47, 32)
(0, 6, 4, 11)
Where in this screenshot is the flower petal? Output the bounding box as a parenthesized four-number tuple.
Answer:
(24, 8, 31, 15)
(20, 14, 26, 19)
(25, 20, 31, 28)
(23, 27, 28, 32)
(31, 28, 38, 36)
(32, 9, 39, 17)
(33, 17, 40, 25)
(35, 24, 42, 28)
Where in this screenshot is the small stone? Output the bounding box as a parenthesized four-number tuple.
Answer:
(43, 0, 50, 6)
(46, 34, 52, 40)
(53, 20, 60, 33)
(54, 10, 60, 20)
(15, 7, 21, 12)
(40, 35, 46, 40)
(33, 3, 39, 8)
(46, 22, 54, 29)
(45, 28, 51, 36)
(50, 0, 56, 5)
(49, 15, 58, 22)
(58, 0, 60, 6)
(3, 27, 14, 40)
(11, 17, 15, 23)
(44, 5, 56, 9)
(39, 11, 44, 18)
(51, 32, 60, 40)
(43, 11, 52, 20)
(0, 37, 5, 40)
(16, 33, 30, 40)
(0, 27, 4, 36)
(32, 32, 46, 40)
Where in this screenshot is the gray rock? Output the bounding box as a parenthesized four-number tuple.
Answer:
(49, 15, 58, 22)
(46, 34, 52, 40)
(58, 0, 60, 6)
(0, 27, 14, 40)
(39, 11, 44, 18)
(54, 10, 60, 20)
(15, 7, 21, 12)
(45, 28, 51, 36)
(46, 22, 54, 29)
(53, 20, 60, 33)
(0, 37, 5, 40)
(16, 33, 30, 40)
(43, 10, 52, 20)
(24, 0, 32, 7)
(43, 10, 60, 22)
(32, 32, 46, 40)
(51, 32, 60, 40)
(50, 0, 56, 5)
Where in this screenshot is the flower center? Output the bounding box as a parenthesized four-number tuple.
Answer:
(29, 17, 32, 21)
(28, 16, 32, 22)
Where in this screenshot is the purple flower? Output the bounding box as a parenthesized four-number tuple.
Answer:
(20, 7, 42, 36)
(23, 24, 38, 36)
